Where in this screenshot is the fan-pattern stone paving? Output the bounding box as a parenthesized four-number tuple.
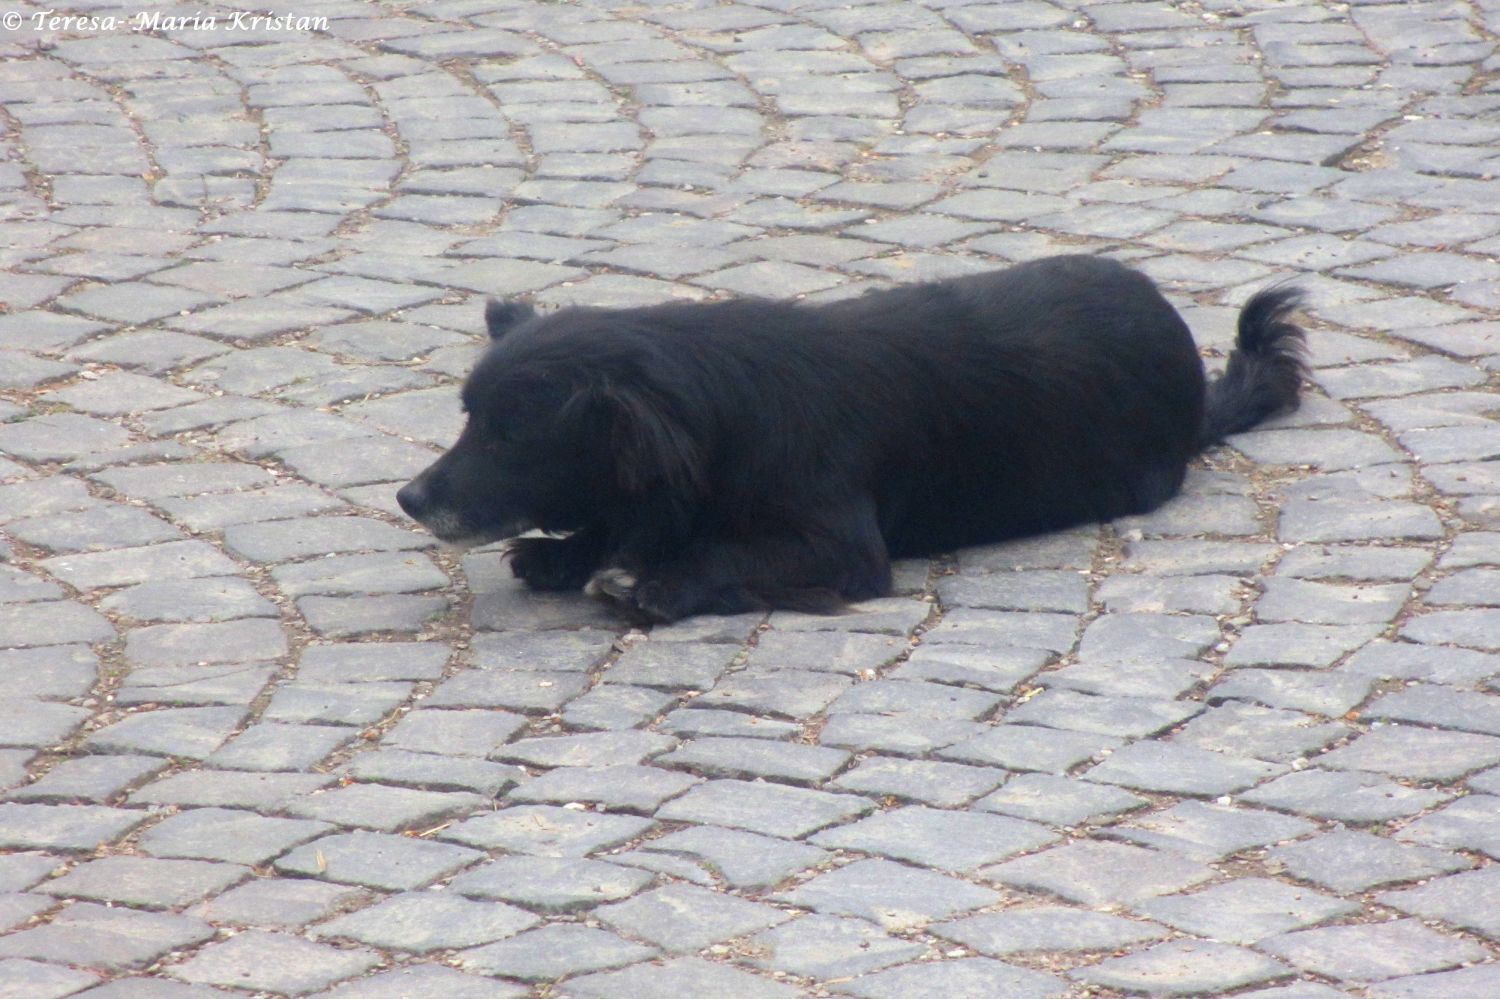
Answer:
(1, 0, 1499, 996)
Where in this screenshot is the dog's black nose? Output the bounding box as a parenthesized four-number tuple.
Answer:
(395, 480, 427, 519)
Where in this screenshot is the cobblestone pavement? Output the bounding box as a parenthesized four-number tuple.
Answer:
(1, 0, 1499, 996)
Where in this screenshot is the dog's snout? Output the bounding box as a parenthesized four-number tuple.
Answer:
(396, 479, 428, 520)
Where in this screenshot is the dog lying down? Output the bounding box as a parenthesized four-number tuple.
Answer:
(398, 254, 1306, 623)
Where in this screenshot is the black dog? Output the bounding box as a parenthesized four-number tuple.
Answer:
(398, 255, 1305, 622)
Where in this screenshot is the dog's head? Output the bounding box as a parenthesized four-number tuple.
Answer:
(396, 299, 705, 546)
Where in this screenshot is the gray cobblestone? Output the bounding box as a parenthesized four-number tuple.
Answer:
(205, 721, 354, 771)
(495, 730, 674, 768)
(976, 772, 1147, 826)
(1364, 683, 1500, 735)
(829, 679, 1000, 720)
(1344, 642, 1494, 681)
(562, 956, 800, 999)
(1078, 612, 1222, 661)
(115, 664, 277, 709)
(0, 751, 30, 792)
(829, 756, 1004, 807)
(276, 830, 482, 891)
(0, 701, 89, 749)
(597, 882, 789, 953)
(745, 913, 921, 979)
(1072, 939, 1292, 996)
(0, 958, 95, 998)
(562, 684, 676, 730)
(937, 569, 1088, 613)
(312, 965, 527, 999)
(1315, 724, 1500, 780)
(697, 670, 851, 719)
(8, 504, 181, 554)
(5, 755, 164, 805)
(1010, 688, 1202, 738)
(812, 804, 1054, 873)
(0, 645, 96, 701)
(298, 593, 450, 636)
(313, 892, 537, 952)
(343, 750, 523, 797)
(1085, 741, 1286, 795)
(926, 607, 1080, 652)
(1367, 966, 1500, 999)
(0, 902, 213, 972)
(0, 805, 149, 855)
(746, 629, 906, 674)
(1, 860, 79, 898)
(286, 783, 487, 833)
(603, 642, 737, 689)
(639, 825, 828, 888)
(156, 486, 345, 531)
(1259, 918, 1489, 984)
(1393, 795, 1500, 858)
(894, 644, 1050, 691)
(983, 840, 1214, 906)
(935, 906, 1166, 956)
(658, 736, 850, 785)
(167, 929, 380, 994)
(1176, 703, 1350, 762)
(129, 770, 331, 812)
(507, 764, 698, 813)
(262, 682, 411, 727)
(221, 516, 428, 563)
(1041, 657, 1211, 701)
(123, 619, 287, 668)
(452, 854, 653, 912)
(458, 923, 655, 982)
(1270, 829, 1472, 892)
(941, 723, 1121, 773)
(1225, 623, 1385, 668)
(1241, 768, 1452, 824)
(100, 577, 277, 623)
(1209, 668, 1374, 717)
(775, 857, 998, 931)
(657, 779, 871, 839)
(1378, 865, 1500, 941)
(34, 856, 247, 910)
(822, 714, 988, 758)
(381, 709, 525, 757)
(139, 807, 330, 866)
(1111, 801, 1316, 862)
(84, 706, 248, 760)
(443, 804, 653, 857)
(840, 957, 1066, 999)
(1137, 878, 1357, 944)
(1402, 608, 1500, 650)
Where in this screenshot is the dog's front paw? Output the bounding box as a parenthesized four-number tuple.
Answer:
(585, 568, 684, 622)
(510, 535, 597, 591)
(584, 566, 638, 603)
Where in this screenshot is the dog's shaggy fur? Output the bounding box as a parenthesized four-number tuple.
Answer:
(398, 254, 1306, 622)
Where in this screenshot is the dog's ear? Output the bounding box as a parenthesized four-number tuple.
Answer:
(485, 300, 535, 340)
(595, 384, 706, 496)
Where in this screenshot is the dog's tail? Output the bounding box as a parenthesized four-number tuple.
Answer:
(1198, 286, 1309, 449)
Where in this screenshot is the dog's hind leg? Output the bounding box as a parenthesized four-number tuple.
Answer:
(591, 498, 891, 622)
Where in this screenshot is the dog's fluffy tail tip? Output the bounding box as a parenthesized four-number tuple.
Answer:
(1237, 284, 1307, 356)
(1199, 285, 1310, 448)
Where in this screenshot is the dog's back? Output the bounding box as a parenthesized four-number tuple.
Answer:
(817, 256, 1209, 553)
